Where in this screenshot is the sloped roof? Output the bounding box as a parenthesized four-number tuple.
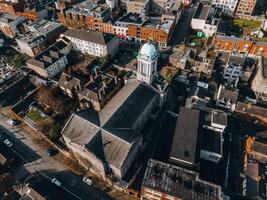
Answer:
(62, 80, 158, 169)
(64, 28, 116, 45)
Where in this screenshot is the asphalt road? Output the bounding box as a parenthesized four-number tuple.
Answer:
(0, 113, 112, 200)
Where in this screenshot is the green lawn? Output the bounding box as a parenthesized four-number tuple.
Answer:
(255, 37, 267, 42)
(233, 19, 261, 29)
(26, 110, 44, 122)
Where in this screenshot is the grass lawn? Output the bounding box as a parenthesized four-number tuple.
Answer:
(233, 19, 261, 29)
(26, 110, 44, 122)
(255, 37, 267, 42)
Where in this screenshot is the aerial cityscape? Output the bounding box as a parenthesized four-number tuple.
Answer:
(0, 0, 266, 199)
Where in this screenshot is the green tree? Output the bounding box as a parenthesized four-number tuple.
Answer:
(49, 123, 62, 140)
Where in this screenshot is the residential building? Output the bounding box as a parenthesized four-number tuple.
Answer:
(235, 0, 257, 17)
(213, 35, 267, 57)
(16, 32, 46, 57)
(58, 72, 88, 98)
(126, 0, 149, 15)
(201, 111, 226, 163)
(114, 13, 145, 40)
(191, 3, 220, 37)
(0, 13, 25, 38)
(236, 101, 267, 125)
(251, 57, 267, 99)
(222, 55, 247, 87)
(0, 72, 37, 107)
(24, 19, 66, 44)
(58, 1, 110, 31)
(151, 0, 174, 15)
(141, 159, 223, 200)
(137, 42, 158, 84)
(78, 72, 120, 111)
(212, 0, 239, 15)
(62, 80, 159, 178)
(63, 29, 119, 57)
(215, 85, 239, 112)
(16, 7, 48, 20)
(26, 45, 68, 78)
(15, 20, 65, 57)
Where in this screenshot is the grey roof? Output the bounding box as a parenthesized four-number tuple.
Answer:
(59, 72, 87, 91)
(212, 112, 227, 126)
(170, 107, 200, 166)
(0, 13, 24, 24)
(26, 45, 65, 69)
(217, 86, 238, 104)
(142, 159, 221, 200)
(236, 102, 267, 118)
(62, 80, 158, 169)
(64, 29, 116, 45)
(26, 19, 63, 35)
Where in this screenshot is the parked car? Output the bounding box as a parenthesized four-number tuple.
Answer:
(51, 178, 62, 186)
(4, 139, 13, 147)
(7, 119, 20, 126)
(45, 148, 58, 157)
(82, 177, 92, 186)
(0, 134, 4, 140)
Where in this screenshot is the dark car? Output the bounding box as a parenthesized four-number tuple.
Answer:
(45, 148, 58, 156)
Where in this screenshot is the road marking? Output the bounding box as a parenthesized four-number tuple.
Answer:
(70, 179, 77, 186)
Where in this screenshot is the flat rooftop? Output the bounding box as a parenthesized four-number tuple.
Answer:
(117, 13, 145, 25)
(201, 128, 222, 154)
(26, 19, 63, 35)
(142, 159, 221, 200)
(170, 107, 200, 167)
(66, 1, 109, 16)
(16, 32, 45, 47)
(193, 3, 210, 20)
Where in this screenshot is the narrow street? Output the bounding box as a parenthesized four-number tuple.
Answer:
(0, 112, 112, 200)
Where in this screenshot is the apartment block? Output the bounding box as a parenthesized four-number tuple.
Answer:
(58, 1, 110, 31)
(212, 0, 238, 15)
(126, 0, 149, 16)
(213, 35, 267, 57)
(63, 28, 119, 57)
(26, 45, 68, 78)
(191, 3, 220, 37)
(236, 0, 257, 17)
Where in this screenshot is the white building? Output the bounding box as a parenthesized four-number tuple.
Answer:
(63, 29, 119, 57)
(191, 3, 220, 37)
(212, 0, 238, 15)
(26, 45, 68, 78)
(137, 42, 158, 84)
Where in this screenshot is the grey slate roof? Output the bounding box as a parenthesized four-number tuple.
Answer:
(170, 107, 200, 166)
(62, 80, 158, 169)
(64, 28, 117, 45)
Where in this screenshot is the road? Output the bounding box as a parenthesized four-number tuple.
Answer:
(0, 113, 112, 200)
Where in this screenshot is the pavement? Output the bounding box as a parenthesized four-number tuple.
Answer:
(0, 112, 112, 200)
